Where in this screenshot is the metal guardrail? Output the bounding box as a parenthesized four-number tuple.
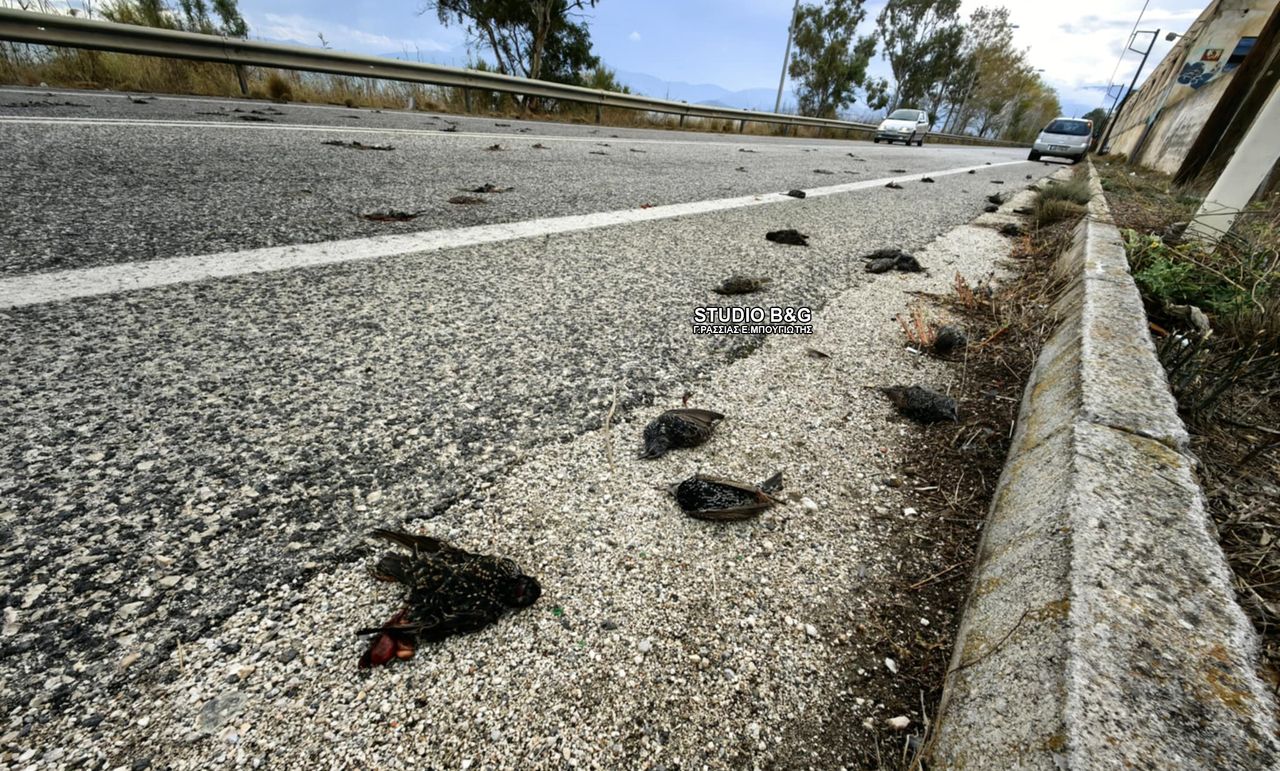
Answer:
(0, 9, 1017, 146)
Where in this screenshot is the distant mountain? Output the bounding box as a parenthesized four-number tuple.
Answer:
(613, 69, 792, 112)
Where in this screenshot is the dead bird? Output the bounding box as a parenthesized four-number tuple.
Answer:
(735, 166, 748, 172)
(890, 168, 907, 173)
(766, 229, 809, 246)
(640, 408, 725, 459)
(322, 140, 394, 151)
(999, 223, 1023, 237)
(532, 143, 548, 149)
(362, 210, 423, 222)
(862, 248, 923, 273)
(932, 325, 967, 356)
(983, 204, 999, 213)
(813, 169, 834, 175)
(785, 189, 807, 199)
(672, 472, 784, 521)
(448, 195, 486, 205)
(921, 177, 936, 183)
(987, 193, 1006, 206)
(967, 169, 977, 174)
(713, 275, 772, 295)
(356, 529, 541, 668)
(880, 385, 959, 423)
(485, 143, 505, 151)
(885, 182, 904, 190)
(470, 183, 511, 193)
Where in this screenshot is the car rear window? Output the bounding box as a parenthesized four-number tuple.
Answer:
(1044, 120, 1090, 136)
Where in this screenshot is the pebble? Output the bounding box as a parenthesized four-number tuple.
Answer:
(884, 658, 898, 674)
(902, 507, 918, 516)
(804, 624, 819, 639)
(638, 639, 652, 654)
(801, 497, 819, 512)
(886, 716, 911, 731)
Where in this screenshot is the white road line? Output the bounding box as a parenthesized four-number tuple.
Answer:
(0, 115, 1011, 151)
(0, 160, 1026, 309)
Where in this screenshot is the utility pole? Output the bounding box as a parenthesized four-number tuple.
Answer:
(1097, 29, 1159, 152)
(1186, 76, 1280, 244)
(1127, 31, 1189, 164)
(774, 0, 801, 114)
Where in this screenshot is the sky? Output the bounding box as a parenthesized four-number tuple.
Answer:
(234, 0, 1210, 116)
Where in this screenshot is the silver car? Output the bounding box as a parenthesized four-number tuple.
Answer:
(1029, 117, 1093, 163)
(874, 109, 931, 146)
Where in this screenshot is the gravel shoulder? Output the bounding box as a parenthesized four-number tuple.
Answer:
(7, 188, 1035, 768)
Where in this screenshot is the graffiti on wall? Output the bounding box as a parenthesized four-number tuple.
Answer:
(1177, 37, 1258, 90)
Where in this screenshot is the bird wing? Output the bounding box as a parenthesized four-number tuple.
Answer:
(371, 528, 473, 565)
(685, 500, 773, 521)
(665, 408, 725, 428)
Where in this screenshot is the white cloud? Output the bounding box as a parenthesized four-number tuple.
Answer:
(960, 0, 1209, 113)
(629, 31, 642, 42)
(251, 12, 452, 56)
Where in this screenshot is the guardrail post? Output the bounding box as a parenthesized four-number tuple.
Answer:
(234, 64, 248, 96)
(595, 103, 602, 124)
(463, 87, 472, 113)
(679, 114, 686, 127)
(781, 124, 790, 137)
(817, 126, 824, 139)
(738, 119, 745, 133)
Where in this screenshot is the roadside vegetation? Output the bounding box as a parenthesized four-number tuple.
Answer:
(1096, 158, 1280, 687)
(882, 171, 1089, 769)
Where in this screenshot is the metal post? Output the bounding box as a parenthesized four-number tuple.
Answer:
(463, 87, 472, 113)
(595, 103, 602, 124)
(774, 0, 801, 114)
(679, 114, 685, 127)
(738, 119, 746, 133)
(1186, 76, 1280, 243)
(1098, 30, 1158, 152)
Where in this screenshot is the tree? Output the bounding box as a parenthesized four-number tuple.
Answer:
(424, 0, 599, 82)
(875, 0, 964, 111)
(1082, 107, 1109, 139)
(102, 0, 246, 36)
(787, 0, 881, 117)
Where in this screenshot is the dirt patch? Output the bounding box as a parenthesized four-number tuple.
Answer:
(774, 201, 1082, 769)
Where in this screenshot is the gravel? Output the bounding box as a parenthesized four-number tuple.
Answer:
(3, 171, 1027, 766)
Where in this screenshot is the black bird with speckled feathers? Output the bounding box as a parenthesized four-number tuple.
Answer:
(356, 529, 541, 668)
(639, 408, 725, 459)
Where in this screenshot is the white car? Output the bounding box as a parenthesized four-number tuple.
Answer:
(874, 109, 931, 146)
(1029, 117, 1093, 163)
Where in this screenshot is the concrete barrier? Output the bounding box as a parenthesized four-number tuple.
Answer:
(929, 162, 1280, 769)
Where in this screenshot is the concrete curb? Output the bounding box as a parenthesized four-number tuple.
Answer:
(929, 161, 1280, 769)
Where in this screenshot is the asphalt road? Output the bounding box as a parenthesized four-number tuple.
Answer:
(0, 87, 1045, 756)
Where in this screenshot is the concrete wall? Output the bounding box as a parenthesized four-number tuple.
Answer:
(1109, 0, 1275, 173)
(928, 164, 1280, 769)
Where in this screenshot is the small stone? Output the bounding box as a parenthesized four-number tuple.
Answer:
(132, 759, 152, 771)
(278, 648, 298, 664)
(600, 620, 619, 630)
(237, 665, 255, 680)
(81, 714, 105, 728)
(886, 476, 903, 488)
(366, 490, 383, 504)
(804, 624, 819, 639)
(886, 716, 911, 731)
(902, 507, 918, 516)
(158, 576, 182, 589)
(801, 498, 819, 512)
(221, 642, 242, 655)
(638, 639, 653, 654)
(884, 657, 898, 674)
(119, 652, 141, 669)
(2, 607, 18, 636)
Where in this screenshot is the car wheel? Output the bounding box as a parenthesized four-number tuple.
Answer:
(873, 137, 880, 143)
(916, 137, 925, 147)
(1028, 150, 1041, 161)
(1070, 156, 1081, 165)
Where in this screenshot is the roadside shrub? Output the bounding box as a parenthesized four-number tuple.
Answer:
(1039, 177, 1092, 206)
(266, 71, 292, 102)
(1033, 199, 1086, 227)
